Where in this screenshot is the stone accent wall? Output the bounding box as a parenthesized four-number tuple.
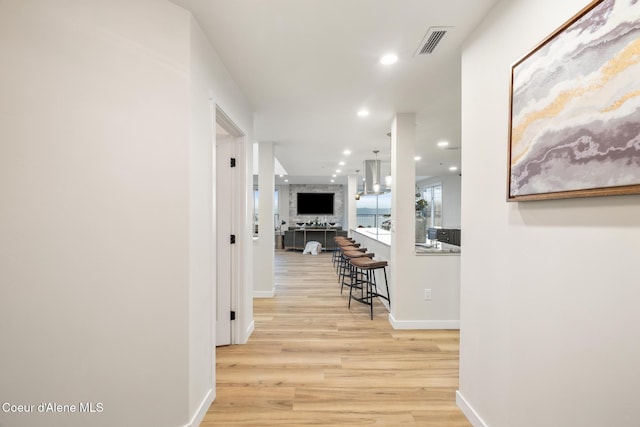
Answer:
(289, 184, 345, 227)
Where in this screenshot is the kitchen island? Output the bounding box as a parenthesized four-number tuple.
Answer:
(350, 227, 460, 329)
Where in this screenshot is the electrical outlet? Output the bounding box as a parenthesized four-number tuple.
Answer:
(424, 289, 432, 300)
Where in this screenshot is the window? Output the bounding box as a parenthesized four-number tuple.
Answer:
(356, 192, 391, 229)
(420, 183, 442, 228)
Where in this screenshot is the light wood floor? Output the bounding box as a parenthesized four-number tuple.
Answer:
(201, 250, 470, 427)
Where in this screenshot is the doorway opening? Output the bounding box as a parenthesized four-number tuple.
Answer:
(215, 106, 245, 346)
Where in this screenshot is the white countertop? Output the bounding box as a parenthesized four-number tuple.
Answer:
(352, 228, 391, 246)
(352, 228, 461, 255)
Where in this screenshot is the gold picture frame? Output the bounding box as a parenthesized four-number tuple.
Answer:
(507, 0, 640, 201)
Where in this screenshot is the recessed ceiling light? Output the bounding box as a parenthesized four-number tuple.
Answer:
(330, 179, 335, 183)
(380, 54, 398, 65)
(336, 169, 341, 173)
(343, 149, 351, 155)
(357, 110, 369, 117)
(414, 156, 422, 161)
(339, 161, 345, 166)
(332, 174, 337, 178)
(284, 179, 289, 182)
(449, 166, 458, 171)
(279, 174, 284, 177)
(437, 141, 449, 147)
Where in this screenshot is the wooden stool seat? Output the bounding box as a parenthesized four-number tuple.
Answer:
(342, 250, 374, 259)
(340, 245, 366, 252)
(349, 257, 387, 269)
(337, 240, 359, 247)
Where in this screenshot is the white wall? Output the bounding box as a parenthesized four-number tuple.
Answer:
(253, 142, 275, 298)
(188, 18, 215, 425)
(170, 3, 255, 347)
(0, 1, 255, 426)
(178, 0, 257, 341)
(458, 1, 640, 426)
(186, 3, 255, 345)
(0, 1, 190, 426)
(346, 175, 358, 232)
(387, 114, 460, 329)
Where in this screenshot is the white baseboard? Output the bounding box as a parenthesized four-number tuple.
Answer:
(183, 388, 214, 427)
(234, 320, 255, 344)
(253, 289, 275, 298)
(245, 320, 255, 342)
(388, 313, 460, 329)
(456, 390, 488, 427)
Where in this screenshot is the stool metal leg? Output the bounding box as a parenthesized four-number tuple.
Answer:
(348, 265, 391, 319)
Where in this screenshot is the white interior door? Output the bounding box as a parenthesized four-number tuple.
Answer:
(215, 132, 234, 346)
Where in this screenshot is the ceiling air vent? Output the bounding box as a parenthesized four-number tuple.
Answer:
(415, 26, 450, 55)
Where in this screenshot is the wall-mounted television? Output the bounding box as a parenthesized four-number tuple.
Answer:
(297, 193, 334, 215)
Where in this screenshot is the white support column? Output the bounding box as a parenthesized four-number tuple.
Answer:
(347, 174, 358, 234)
(254, 141, 275, 297)
(390, 113, 416, 319)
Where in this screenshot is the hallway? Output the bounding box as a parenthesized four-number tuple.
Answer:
(202, 250, 469, 426)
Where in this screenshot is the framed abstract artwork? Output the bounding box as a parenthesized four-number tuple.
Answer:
(507, 0, 640, 201)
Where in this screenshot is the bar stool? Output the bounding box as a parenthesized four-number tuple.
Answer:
(339, 250, 374, 294)
(333, 239, 361, 269)
(335, 244, 366, 275)
(348, 257, 391, 319)
(332, 237, 356, 265)
(331, 236, 355, 262)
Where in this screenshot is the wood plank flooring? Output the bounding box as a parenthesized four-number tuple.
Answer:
(201, 250, 470, 427)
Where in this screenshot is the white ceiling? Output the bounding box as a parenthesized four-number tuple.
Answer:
(172, 0, 498, 184)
